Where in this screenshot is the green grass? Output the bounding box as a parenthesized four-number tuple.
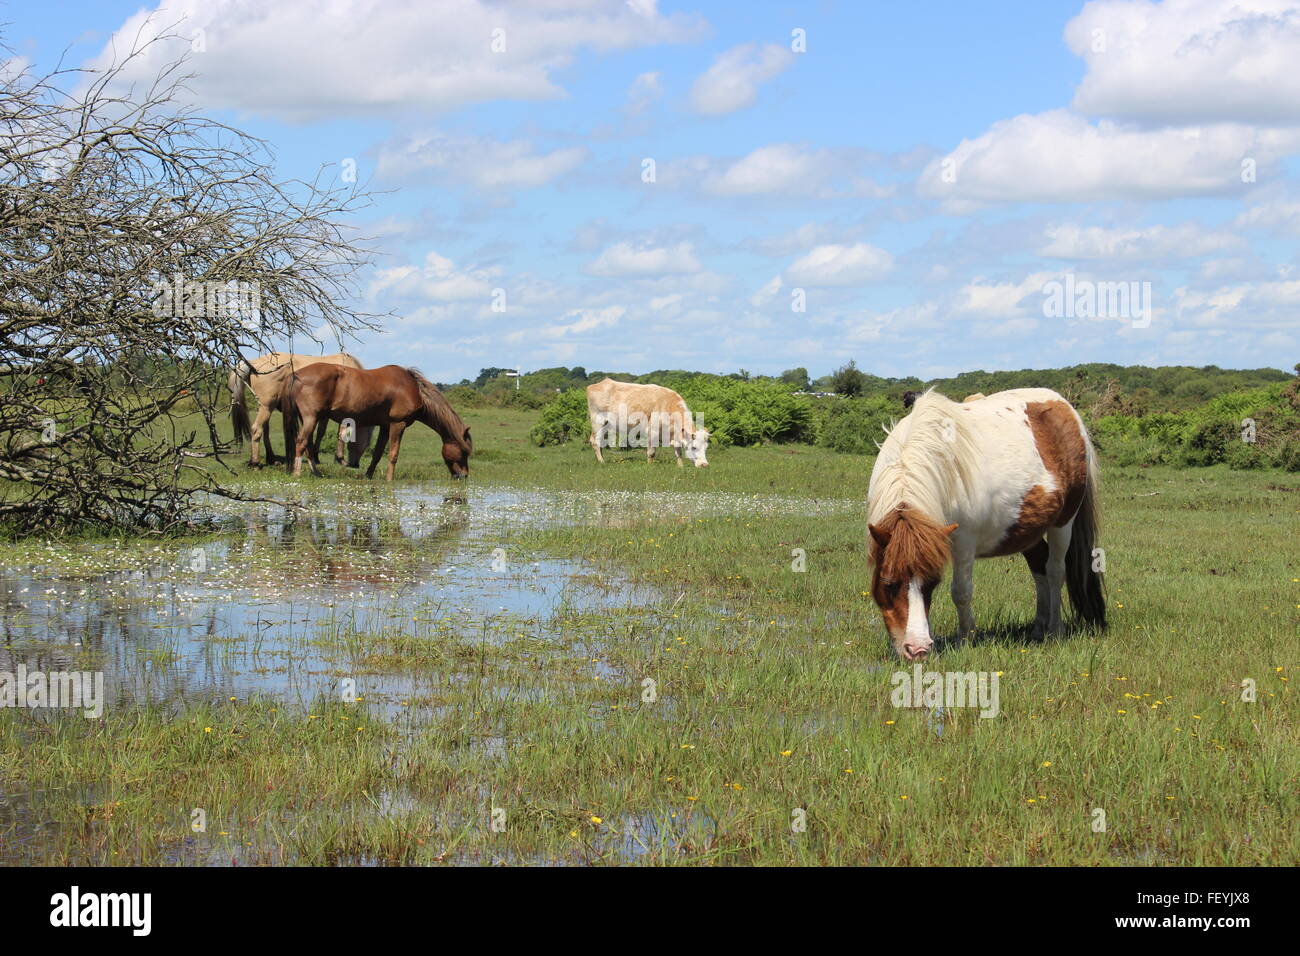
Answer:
(1, 405, 1296, 865)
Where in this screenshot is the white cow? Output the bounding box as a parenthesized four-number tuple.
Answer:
(586, 378, 710, 467)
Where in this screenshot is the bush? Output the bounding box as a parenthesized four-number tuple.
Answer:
(529, 388, 589, 446)
(817, 396, 895, 455)
(1274, 440, 1300, 472)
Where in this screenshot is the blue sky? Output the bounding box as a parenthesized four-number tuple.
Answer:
(5, 0, 1299, 381)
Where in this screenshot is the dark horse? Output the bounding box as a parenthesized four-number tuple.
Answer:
(281, 365, 472, 481)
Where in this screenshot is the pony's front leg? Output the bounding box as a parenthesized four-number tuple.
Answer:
(950, 539, 976, 642)
(384, 422, 407, 481)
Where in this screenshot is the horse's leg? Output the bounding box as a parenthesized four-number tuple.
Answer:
(293, 412, 320, 477)
(1043, 524, 1072, 636)
(365, 425, 390, 479)
(950, 538, 977, 642)
(312, 417, 329, 465)
(384, 422, 407, 482)
(250, 404, 273, 467)
(348, 425, 373, 468)
(1023, 539, 1051, 639)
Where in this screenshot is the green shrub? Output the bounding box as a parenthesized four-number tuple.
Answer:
(529, 388, 589, 447)
(817, 396, 895, 455)
(1274, 440, 1300, 472)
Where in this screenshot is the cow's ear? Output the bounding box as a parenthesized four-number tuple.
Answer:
(868, 523, 890, 548)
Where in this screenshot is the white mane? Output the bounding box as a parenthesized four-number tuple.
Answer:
(868, 389, 982, 524)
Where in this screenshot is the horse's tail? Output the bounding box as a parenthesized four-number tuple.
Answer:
(229, 363, 252, 446)
(280, 374, 299, 474)
(1065, 427, 1106, 628)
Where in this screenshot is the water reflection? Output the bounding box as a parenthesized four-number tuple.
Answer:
(0, 488, 649, 711)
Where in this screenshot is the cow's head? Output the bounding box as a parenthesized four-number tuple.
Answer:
(684, 427, 711, 467)
(868, 506, 956, 661)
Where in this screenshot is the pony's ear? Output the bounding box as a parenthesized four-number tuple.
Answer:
(868, 523, 890, 548)
(463, 427, 472, 444)
(942, 523, 959, 536)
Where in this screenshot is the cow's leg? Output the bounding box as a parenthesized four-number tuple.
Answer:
(1043, 524, 1072, 636)
(1023, 538, 1051, 639)
(589, 428, 605, 463)
(673, 441, 684, 468)
(250, 404, 273, 466)
(950, 537, 976, 642)
(646, 425, 656, 462)
(384, 422, 407, 482)
(365, 425, 390, 479)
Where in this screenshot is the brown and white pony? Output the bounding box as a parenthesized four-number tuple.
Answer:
(229, 352, 374, 467)
(281, 364, 472, 481)
(867, 388, 1105, 661)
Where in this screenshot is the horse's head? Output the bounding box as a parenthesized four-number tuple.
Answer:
(442, 426, 472, 479)
(684, 427, 711, 468)
(868, 506, 957, 661)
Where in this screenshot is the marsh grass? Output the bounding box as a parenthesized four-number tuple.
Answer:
(0, 407, 1296, 864)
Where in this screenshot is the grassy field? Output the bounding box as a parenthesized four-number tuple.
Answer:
(1, 406, 1297, 865)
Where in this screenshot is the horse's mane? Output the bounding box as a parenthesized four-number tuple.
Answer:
(868, 388, 979, 526)
(870, 505, 952, 582)
(406, 368, 470, 449)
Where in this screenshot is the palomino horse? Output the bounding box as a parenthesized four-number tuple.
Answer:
(282, 364, 472, 481)
(229, 352, 374, 467)
(867, 388, 1105, 661)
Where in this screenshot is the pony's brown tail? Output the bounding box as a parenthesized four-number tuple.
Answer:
(1065, 435, 1106, 628)
(280, 375, 299, 474)
(229, 364, 251, 446)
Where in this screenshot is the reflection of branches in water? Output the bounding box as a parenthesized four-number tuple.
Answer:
(229, 492, 473, 592)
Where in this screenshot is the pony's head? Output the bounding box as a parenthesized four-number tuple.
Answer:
(684, 426, 711, 467)
(442, 425, 472, 479)
(868, 505, 957, 661)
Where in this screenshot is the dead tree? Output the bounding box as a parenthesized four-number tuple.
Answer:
(0, 33, 380, 532)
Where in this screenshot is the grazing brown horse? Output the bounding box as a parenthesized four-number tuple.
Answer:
(281, 365, 471, 481)
(229, 352, 373, 467)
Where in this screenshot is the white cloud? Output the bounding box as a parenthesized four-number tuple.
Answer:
(625, 71, 662, 115)
(86, 0, 705, 121)
(784, 243, 894, 287)
(588, 241, 702, 277)
(539, 305, 627, 338)
(1233, 199, 1300, 234)
(698, 144, 890, 198)
(368, 251, 497, 304)
(953, 272, 1056, 317)
(920, 109, 1296, 203)
(1038, 222, 1244, 260)
(1067, 0, 1300, 124)
(689, 43, 794, 115)
(377, 130, 587, 189)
